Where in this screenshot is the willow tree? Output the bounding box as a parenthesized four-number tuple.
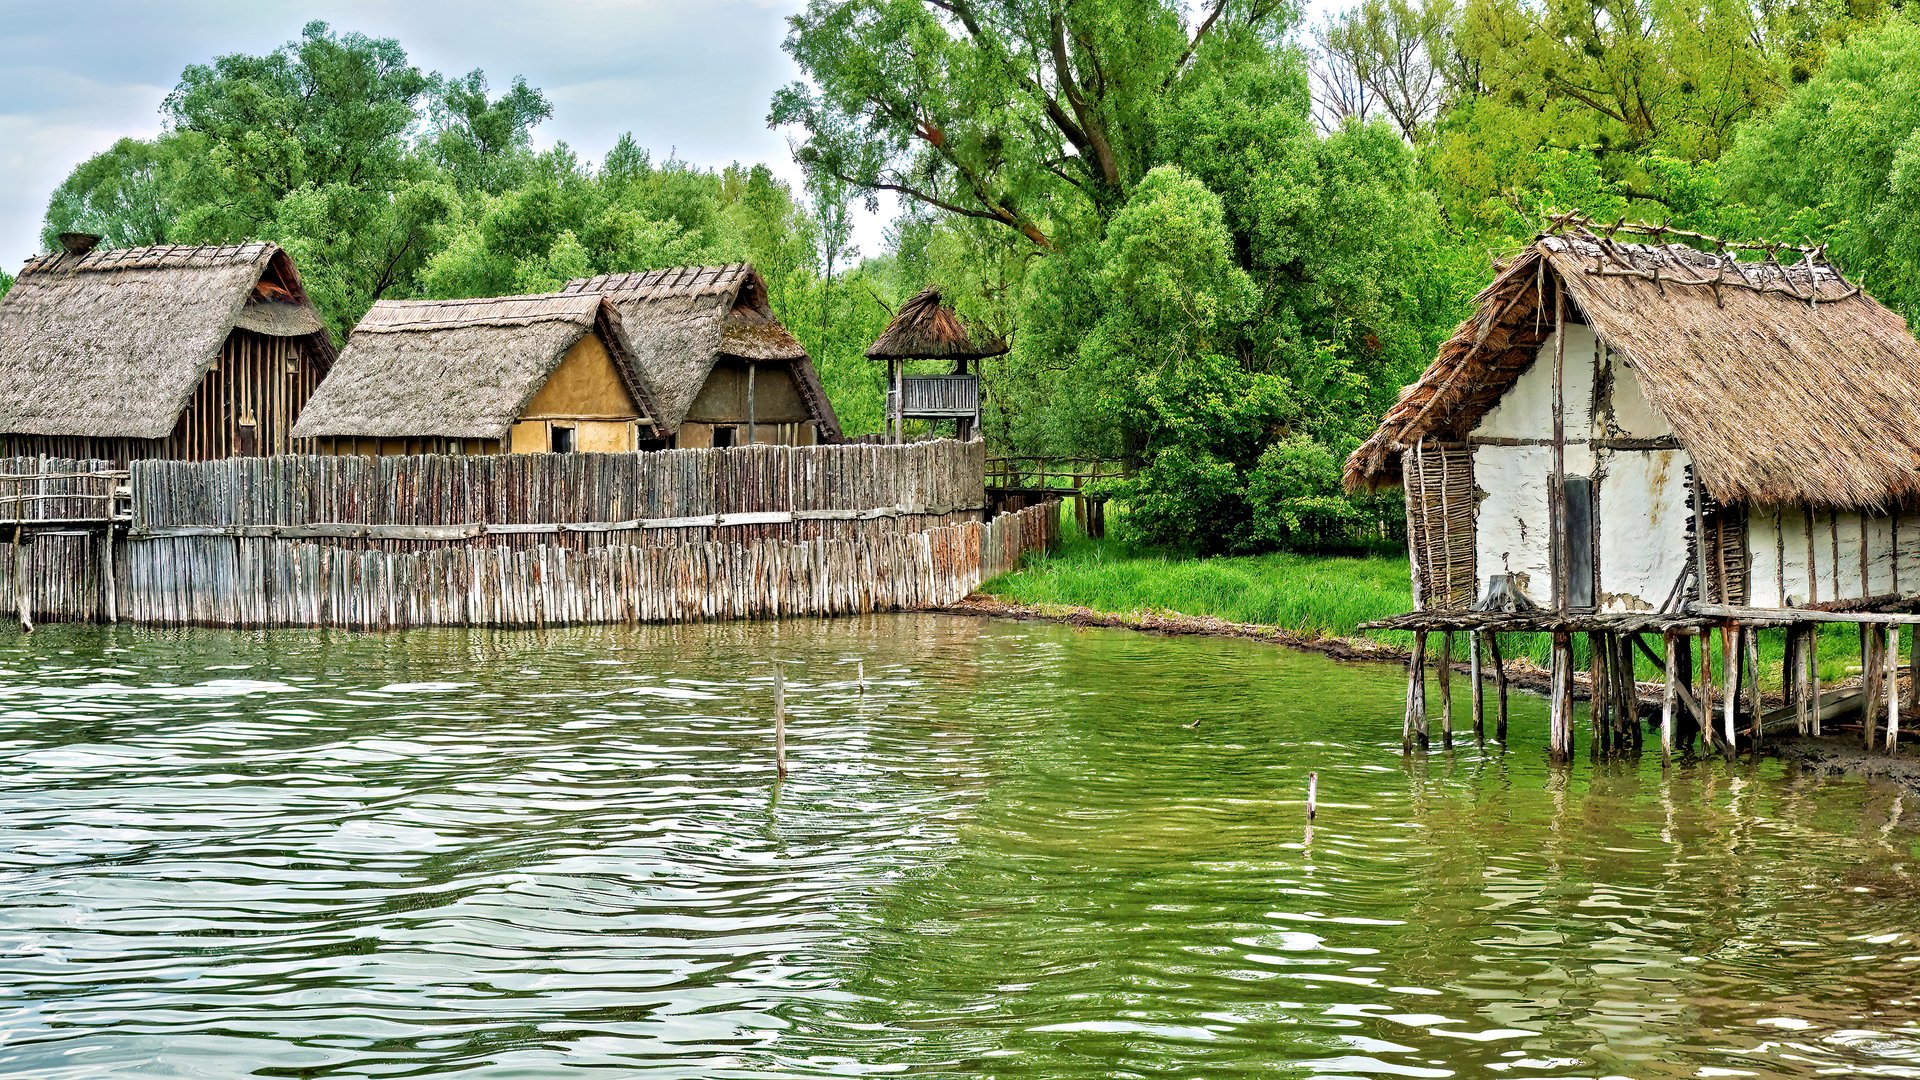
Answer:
(772, 0, 1293, 249)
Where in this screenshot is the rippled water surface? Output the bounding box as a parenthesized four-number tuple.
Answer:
(5, 616, 1920, 1077)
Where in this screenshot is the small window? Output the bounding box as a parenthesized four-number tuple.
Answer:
(712, 425, 737, 449)
(550, 424, 576, 454)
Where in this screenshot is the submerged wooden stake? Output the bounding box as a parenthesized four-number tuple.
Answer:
(1809, 626, 1822, 738)
(1745, 628, 1762, 751)
(1307, 771, 1318, 820)
(1439, 631, 1454, 750)
(773, 663, 789, 779)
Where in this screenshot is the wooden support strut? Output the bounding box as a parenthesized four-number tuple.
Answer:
(1470, 631, 1485, 740)
(1491, 632, 1509, 743)
(1661, 632, 1678, 766)
(1550, 631, 1574, 760)
(1438, 630, 1454, 750)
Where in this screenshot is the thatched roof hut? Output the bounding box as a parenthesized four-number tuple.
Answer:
(291, 293, 660, 448)
(1346, 229, 1920, 510)
(562, 264, 841, 443)
(0, 240, 334, 459)
(865, 286, 1008, 361)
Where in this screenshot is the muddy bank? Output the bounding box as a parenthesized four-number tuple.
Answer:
(1767, 736, 1920, 792)
(938, 595, 1561, 693)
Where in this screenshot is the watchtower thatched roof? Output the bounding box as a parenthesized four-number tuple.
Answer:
(291, 293, 659, 441)
(1345, 221, 1920, 510)
(865, 286, 1008, 361)
(562, 264, 841, 439)
(0, 242, 333, 439)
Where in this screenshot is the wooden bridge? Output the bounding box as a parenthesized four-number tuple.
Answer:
(985, 456, 1125, 539)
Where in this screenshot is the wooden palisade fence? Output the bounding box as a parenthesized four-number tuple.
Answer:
(0, 441, 1059, 629)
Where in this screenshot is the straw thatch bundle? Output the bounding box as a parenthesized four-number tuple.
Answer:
(0, 242, 332, 438)
(865, 286, 1008, 361)
(291, 293, 659, 441)
(563, 264, 841, 439)
(1346, 228, 1920, 510)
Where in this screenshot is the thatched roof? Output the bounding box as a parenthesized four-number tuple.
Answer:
(1345, 225, 1920, 510)
(0, 242, 333, 439)
(865, 286, 1008, 361)
(562, 264, 842, 439)
(291, 293, 659, 441)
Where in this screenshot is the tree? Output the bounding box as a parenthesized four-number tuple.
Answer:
(1311, 0, 1455, 141)
(1721, 17, 1920, 321)
(774, 0, 1294, 249)
(41, 137, 184, 249)
(0, 269, 12, 302)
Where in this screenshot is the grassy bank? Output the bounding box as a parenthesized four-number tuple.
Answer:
(981, 522, 1876, 686)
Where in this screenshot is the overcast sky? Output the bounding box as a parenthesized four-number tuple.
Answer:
(0, 0, 895, 273)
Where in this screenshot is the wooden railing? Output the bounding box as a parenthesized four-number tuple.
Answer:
(985, 456, 1128, 539)
(896, 375, 979, 418)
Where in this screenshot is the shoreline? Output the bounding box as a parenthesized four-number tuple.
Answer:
(943, 593, 1920, 793)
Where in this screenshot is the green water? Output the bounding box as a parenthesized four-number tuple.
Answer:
(3, 615, 1919, 1078)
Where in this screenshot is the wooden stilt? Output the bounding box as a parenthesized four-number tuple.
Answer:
(1550, 632, 1574, 761)
(1699, 628, 1716, 753)
(1405, 631, 1427, 752)
(1887, 624, 1901, 752)
(1438, 631, 1454, 750)
(1722, 624, 1739, 758)
(1809, 626, 1822, 738)
(1491, 632, 1509, 743)
(1791, 626, 1810, 736)
(1864, 625, 1882, 750)
(1470, 631, 1485, 741)
(1745, 629, 1762, 751)
(1661, 632, 1678, 767)
(1624, 635, 1644, 751)
(1589, 631, 1610, 754)
(1677, 632, 1698, 751)
(1907, 625, 1920, 719)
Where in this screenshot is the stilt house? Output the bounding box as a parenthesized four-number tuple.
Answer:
(866, 286, 1007, 442)
(562, 265, 840, 448)
(1347, 219, 1920, 617)
(1347, 217, 1920, 762)
(0, 237, 334, 462)
(290, 293, 662, 455)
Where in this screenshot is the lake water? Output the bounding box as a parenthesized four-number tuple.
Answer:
(3, 615, 1920, 1078)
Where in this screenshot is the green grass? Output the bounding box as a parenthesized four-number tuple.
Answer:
(983, 532, 1413, 638)
(984, 507, 1878, 688)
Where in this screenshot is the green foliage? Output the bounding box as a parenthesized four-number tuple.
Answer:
(0, 269, 11, 301)
(1243, 434, 1363, 551)
(1721, 17, 1920, 321)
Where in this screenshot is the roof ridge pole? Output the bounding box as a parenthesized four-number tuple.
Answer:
(1551, 273, 1569, 617)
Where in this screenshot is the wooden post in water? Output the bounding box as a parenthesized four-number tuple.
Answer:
(1661, 631, 1678, 766)
(1550, 632, 1574, 761)
(1728, 622, 1743, 757)
(1863, 625, 1883, 751)
(1307, 771, 1318, 821)
(1887, 625, 1902, 752)
(1808, 626, 1822, 738)
(1745, 629, 1762, 752)
(1589, 631, 1610, 754)
(1623, 634, 1644, 751)
(1698, 628, 1716, 754)
(1405, 631, 1429, 752)
(1469, 631, 1485, 741)
(1438, 631, 1454, 750)
(1491, 632, 1509, 743)
(773, 662, 789, 779)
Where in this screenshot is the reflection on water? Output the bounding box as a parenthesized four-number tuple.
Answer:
(2, 615, 1919, 1077)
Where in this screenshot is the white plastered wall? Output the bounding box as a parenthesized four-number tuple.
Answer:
(1749, 506, 1916, 607)
(1469, 324, 1692, 612)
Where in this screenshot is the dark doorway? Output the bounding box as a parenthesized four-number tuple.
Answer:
(712, 426, 737, 449)
(1563, 475, 1595, 611)
(550, 425, 575, 454)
